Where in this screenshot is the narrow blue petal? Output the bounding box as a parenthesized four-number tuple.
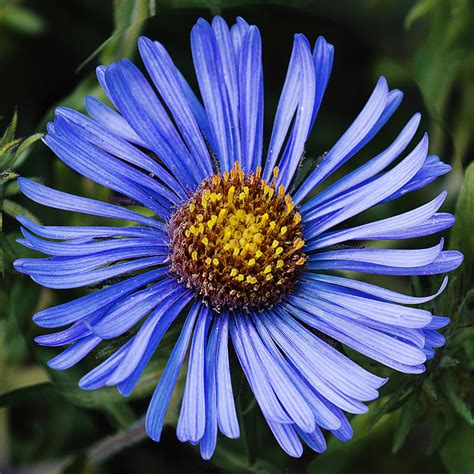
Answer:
(295, 282, 432, 328)
(84, 96, 148, 148)
(305, 273, 448, 305)
(105, 290, 192, 387)
(267, 422, 303, 458)
(293, 76, 390, 203)
(32, 268, 168, 328)
(381, 155, 451, 203)
(423, 329, 445, 348)
(34, 320, 90, 347)
(277, 35, 316, 190)
(260, 311, 371, 414)
(55, 106, 185, 199)
(215, 312, 239, 439)
(28, 255, 165, 290)
(191, 19, 237, 171)
(138, 36, 213, 178)
(230, 17, 249, 57)
(304, 134, 428, 238)
(238, 314, 315, 432)
(310, 36, 334, 129)
(238, 25, 263, 172)
(285, 299, 427, 370)
(310, 240, 443, 268)
(230, 313, 293, 424)
(303, 113, 421, 214)
(263, 36, 302, 181)
(212, 16, 242, 166)
(16, 215, 158, 241)
(177, 305, 211, 443)
(79, 341, 130, 390)
(270, 308, 384, 396)
(116, 292, 195, 397)
(89, 279, 177, 339)
(426, 316, 450, 329)
(15, 246, 166, 277)
(104, 60, 199, 188)
(251, 313, 342, 431)
(146, 301, 201, 441)
(17, 178, 164, 230)
(305, 192, 449, 249)
(308, 250, 463, 275)
(48, 335, 101, 370)
(296, 426, 327, 453)
(200, 315, 220, 459)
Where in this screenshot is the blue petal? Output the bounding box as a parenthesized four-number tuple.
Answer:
(48, 335, 101, 370)
(146, 301, 202, 441)
(103, 60, 199, 189)
(32, 268, 168, 328)
(295, 282, 432, 328)
(200, 315, 220, 459)
(17, 178, 164, 230)
(260, 311, 372, 414)
(55, 106, 185, 199)
(293, 76, 390, 203)
(191, 18, 238, 171)
(305, 273, 448, 305)
(84, 96, 148, 148)
(105, 289, 192, 386)
(17, 215, 158, 241)
(306, 192, 450, 249)
(303, 113, 421, 215)
(304, 134, 429, 238)
(176, 304, 211, 443)
(138, 36, 213, 178)
(296, 425, 327, 453)
(238, 314, 315, 432)
(277, 34, 316, 190)
(89, 279, 178, 339)
(238, 25, 263, 172)
(215, 311, 239, 438)
(267, 422, 303, 458)
(310, 240, 443, 268)
(264, 36, 304, 181)
(310, 36, 334, 129)
(230, 313, 293, 424)
(308, 250, 463, 275)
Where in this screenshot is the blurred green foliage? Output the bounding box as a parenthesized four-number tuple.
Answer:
(0, 0, 473, 473)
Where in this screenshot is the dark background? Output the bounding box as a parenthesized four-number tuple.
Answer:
(0, 0, 473, 473)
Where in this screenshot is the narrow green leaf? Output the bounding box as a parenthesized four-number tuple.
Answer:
(9, 132, 44, 169)
(392, 395, 419, 453)
(1, 198, 39, 223)
(450, 162, 474, 290)
(405, 0, 442, 29)
(441, 373, 474, 425)
(0, 110, 18, 146)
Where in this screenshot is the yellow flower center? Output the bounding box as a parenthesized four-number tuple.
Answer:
(168, 162, 306, 311)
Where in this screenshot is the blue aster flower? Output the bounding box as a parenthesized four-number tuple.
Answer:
(14, 16, 463, 459)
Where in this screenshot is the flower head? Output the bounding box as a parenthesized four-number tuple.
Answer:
(14, 16, 463, 459)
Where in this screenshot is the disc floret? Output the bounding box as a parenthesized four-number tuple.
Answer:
(168, 162, 306, 311)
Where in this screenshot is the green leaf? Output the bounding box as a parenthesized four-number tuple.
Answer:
(441, 373, 474, 425)
(1, 198, 39, 223)
(450, 162, 474, 290)
(405, 0, 442, 29)
(441, 421, 474, 474)
(9, 132, 44, 169)
(392, 394, 419, 453)
(0, 110, 18, 146)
